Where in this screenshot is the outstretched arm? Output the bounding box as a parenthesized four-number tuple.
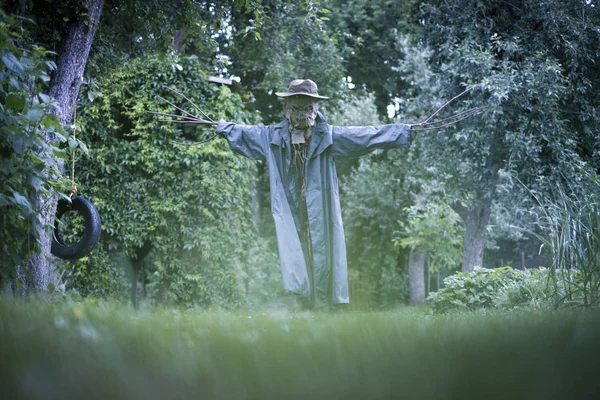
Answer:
(216, 121, 268, 161)
(331, 88, 483, 158)
(331, 123, 411, 158)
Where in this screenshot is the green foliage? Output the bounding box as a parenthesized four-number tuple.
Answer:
(329, 0, 420, 115)
(396, 193, 463, 273)
(494, 268, 560, 311)
(377, 262, 410, 308)
(419, 0, 600, 173)
(0, 11, 65, 283)
(328, 0, 600, 276)
(410, 0, 600, 231)
(428, 265, 600, 313)
(67, 251, 129, 301)
(427, 267, 541, 313)
(227, 0, 347, 123)
(330, 93, 409, 308)
(342, 156, 411, 308)
(66, 52, 271, 307)
(326, 92, 383, 127)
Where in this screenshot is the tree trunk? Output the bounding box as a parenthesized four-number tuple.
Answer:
(451, 175, 497, 273)
(49, 0, 104, 125)
(132, 240, 152, 308)
(142, 267, 147, 300)
(461, 209, 490, 272)
(20, 0, 104, 294)
(174, 28, 186, 52)
(131, 260, 139, 309)
(409, 249, 425, 305)
(451, 132, 503, 273)
(426, 256, 430, 297)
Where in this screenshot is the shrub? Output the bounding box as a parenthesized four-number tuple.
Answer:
(427, 267, 516, 313)
(62, 53, 276, 308)
(427, 267, 561, 313)
(493, 268, 556, 310)
(427, 265, 600, 313)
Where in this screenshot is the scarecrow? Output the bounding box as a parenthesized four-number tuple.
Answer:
(153, 79, 480, 308)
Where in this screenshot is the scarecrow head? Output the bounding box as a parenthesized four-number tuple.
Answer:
(277, 79, 329, 143)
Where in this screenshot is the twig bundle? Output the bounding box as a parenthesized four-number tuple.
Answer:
(410, 88, 484, 131)
(146, 85, 218, 146)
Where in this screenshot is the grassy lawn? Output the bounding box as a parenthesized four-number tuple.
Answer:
(1, 300, 599, 400)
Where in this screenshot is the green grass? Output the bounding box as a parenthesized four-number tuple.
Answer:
(1, 300, 599, 400)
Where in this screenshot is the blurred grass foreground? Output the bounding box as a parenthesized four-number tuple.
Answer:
(1, 300, 599, 400)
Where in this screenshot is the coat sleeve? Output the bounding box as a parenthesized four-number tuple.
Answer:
(331, 123, 411, 158)
(216, 120, 269, 161)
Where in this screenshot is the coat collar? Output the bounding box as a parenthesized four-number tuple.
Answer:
(271, 119, 290, 148)
(271, 113, 332, 158)
(308, 113, 332, 159)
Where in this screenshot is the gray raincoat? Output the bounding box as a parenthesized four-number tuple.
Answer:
(217, 114, 411, 307)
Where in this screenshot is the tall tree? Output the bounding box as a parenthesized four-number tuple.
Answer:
(2, 0, 105, 293)
(330, 0, 600, 273)
(415, 0, 599, 271)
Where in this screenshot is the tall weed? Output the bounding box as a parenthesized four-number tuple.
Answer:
(528, 172, 600, 308)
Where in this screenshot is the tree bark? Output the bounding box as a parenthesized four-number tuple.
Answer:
(460, 207, 491, 272)
(409, 249, 425, 305)
(49, 0, 104, 125)
(174, 28, 186, 52)
(20, 0, 104, 294)
(451, 133, 503, 273)
(131, 260, 139, 309)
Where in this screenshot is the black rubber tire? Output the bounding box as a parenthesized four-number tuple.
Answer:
(51, 195, 102, 260)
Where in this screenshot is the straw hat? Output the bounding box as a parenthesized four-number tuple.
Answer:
(275, 79, 329, 100)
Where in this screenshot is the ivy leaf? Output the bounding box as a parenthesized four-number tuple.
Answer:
(2, 52, 24, 75)
(12, 192, 32, 212)
(29, 176, 42, 191)
(53, 130, 67, 142)
(9, 76, 27, 90)
(11, 135, 33, 153)
(77, 139, 89, 155)
(68, 136, 78, 150)
(24, 107, 44, 122)
(5, 93, 25, 110)
(53, 148, 68, 159)
(38, 93, 51, 103)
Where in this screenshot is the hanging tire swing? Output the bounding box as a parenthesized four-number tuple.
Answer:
(50, 105, 102, 260)
(51, 195, 101, 260)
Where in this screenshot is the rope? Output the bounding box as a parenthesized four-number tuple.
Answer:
(70, 105, 77, 198)
(292, 140, 313, 304)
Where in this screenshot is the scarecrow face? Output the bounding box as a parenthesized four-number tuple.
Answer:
(284, 96, 319, 130)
